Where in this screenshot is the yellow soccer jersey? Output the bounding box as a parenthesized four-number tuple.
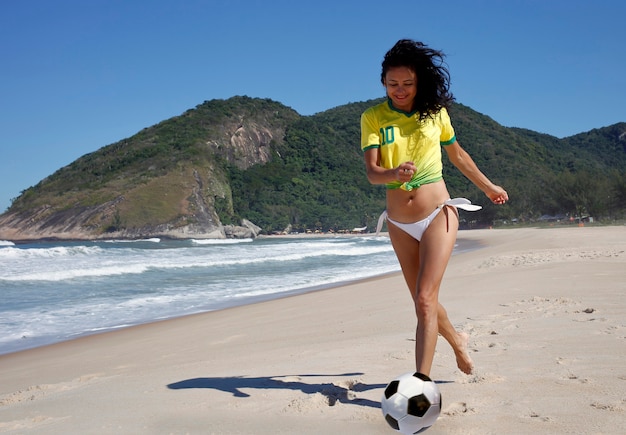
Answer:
(361, 100, 456, 190)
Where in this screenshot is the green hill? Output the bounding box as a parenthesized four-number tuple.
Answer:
(1, 96, 624, 240)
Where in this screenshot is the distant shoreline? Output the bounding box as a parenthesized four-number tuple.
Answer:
(4, 222, 619, 245)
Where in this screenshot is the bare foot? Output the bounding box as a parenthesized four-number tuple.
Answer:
(455, 332, 474, 375)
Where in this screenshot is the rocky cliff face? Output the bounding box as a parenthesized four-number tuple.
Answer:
(0, 97, 298, 241)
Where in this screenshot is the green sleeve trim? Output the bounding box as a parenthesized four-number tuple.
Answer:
(362, 144, 380, 152)
(440, 135, 456, 146)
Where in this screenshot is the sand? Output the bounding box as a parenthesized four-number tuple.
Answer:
(0, 226, 624, 434)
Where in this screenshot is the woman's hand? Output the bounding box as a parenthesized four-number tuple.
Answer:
(396, 162, 416, 182)
(485, 185, 509, 205)
(364, 149, 417, 186)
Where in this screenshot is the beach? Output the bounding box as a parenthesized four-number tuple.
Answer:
(0, 226, 624, 434)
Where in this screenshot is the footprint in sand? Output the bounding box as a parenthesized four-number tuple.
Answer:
(561, 372, 590, 384)
(591, 400, 626, 412)
(555, 356, 576, 366)
(527, 410, 552, 422)
(457, 371, 505, 385)
(461, 321, 510, 355)
(479, 248, 625, 270)
(281, 377, 378, 414)
(0, 373, 104, 406)
(383, 348, 412, 361)
(600, 324, 626, 339)
(0, 415, 70, 432)
(442, 401, 475, 416)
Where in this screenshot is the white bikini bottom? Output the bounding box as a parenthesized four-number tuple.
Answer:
(376, 198, 482, 241)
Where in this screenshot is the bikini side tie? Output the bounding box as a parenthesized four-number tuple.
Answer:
(375, 197, 482, 236)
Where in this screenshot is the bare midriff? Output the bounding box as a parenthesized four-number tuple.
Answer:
(385, 180, 451, 223)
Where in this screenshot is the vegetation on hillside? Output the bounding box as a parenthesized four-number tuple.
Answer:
(219, 99, 626, 232)
(7, 96, 626, 235)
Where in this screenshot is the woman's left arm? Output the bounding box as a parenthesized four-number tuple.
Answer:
(444, 140, 509, 205)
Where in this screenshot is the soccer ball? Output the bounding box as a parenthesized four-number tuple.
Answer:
(381, 372, 442, 434)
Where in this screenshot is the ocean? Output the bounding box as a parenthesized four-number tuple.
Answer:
(0, 235, 478, 356)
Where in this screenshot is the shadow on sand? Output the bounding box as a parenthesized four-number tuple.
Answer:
(167, 372, 385, 409)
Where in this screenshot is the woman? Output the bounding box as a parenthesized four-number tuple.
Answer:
(361, 39, 508, 376)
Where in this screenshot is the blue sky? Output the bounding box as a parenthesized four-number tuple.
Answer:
(1, 0, 625, 213)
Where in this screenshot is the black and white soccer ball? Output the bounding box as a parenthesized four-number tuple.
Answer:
(381, 372, 442, 434)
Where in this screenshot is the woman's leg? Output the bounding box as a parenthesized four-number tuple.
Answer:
(436, 303, 474, 374)
(388, 207, 473, 375)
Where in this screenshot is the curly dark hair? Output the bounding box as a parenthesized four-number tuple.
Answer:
(381, 39, 454, 118)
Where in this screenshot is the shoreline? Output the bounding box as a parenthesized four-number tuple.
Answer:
(3, 222, 615, 245)
(0, 234, 482, 357)
(0, 270, 403, 358)
(1, 226, 624, 434)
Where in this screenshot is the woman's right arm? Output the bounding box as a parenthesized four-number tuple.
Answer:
(363, 148, 415, 186)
